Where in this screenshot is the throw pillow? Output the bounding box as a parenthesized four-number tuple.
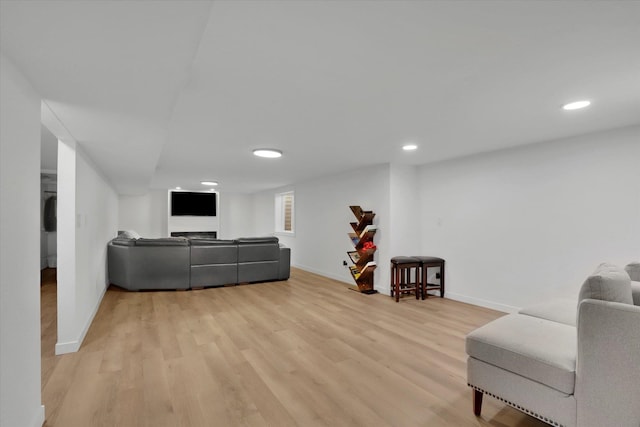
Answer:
(119, 230, 141, 239)
(578, 262, 633, 304)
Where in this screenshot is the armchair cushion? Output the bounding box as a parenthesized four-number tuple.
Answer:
(625, 261, 640, 282)
(578, 262, 632, 305)
(466, 313, 576, 395)
(519, 298, 577, 326)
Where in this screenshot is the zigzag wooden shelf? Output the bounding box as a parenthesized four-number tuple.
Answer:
(347, 205, 377, 294)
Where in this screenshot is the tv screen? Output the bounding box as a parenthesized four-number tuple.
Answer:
(171, 191, 217, 216)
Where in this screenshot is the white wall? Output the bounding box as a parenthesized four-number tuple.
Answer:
(389, 163, 421, 256)
(252, 191, 278, 238)
(56, 140, 77, 354)
(119, 190, 230, 238)
(118, 190, 168, 238)
(0, 53, 45, 427)
(119, 190, 252, 239)
(218, 192, 255, 239)
(75, 148, 119, 338)
(251, 165, 392, 293)
(56, 141, 119, 354)
(418, 125, 640, 312)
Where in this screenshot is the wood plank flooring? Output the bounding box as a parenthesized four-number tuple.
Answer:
(41, 268, 547, 427)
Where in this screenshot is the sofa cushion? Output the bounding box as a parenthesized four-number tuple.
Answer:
(237, 237, 279, 244)
(466, 313, 576, 394)
(191, 243, 238, 265)
(238, 242, 279, 262)
(625, 262, 640, 282)
(519, 298, 577, 326)
(578, 263, 632, 305)
(190, 239, 236, 246)
(238, 261, 279, 283)
(134, 237, 189, 246)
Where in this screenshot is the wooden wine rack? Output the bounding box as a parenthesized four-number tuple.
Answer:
(347, 205, 377, 294)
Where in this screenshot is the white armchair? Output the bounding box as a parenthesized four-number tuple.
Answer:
(466, 262, 640, 427)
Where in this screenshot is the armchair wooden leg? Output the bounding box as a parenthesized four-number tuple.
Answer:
(473, 389, 483, 416)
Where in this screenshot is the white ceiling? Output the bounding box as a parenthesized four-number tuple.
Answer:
(2, 0, 639, 195)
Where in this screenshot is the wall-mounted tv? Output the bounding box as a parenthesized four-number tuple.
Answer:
(170, 191, 217, 216)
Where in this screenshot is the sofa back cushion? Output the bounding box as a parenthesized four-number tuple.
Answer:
(135, 237, 189, 246)
(578, 263, 633, 305)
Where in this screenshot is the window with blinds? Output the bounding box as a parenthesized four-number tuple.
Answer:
(275, 191, 294, 234)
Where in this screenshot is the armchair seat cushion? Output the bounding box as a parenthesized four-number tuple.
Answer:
(519, 298, 577, 326)
(466, 313, 576, 394)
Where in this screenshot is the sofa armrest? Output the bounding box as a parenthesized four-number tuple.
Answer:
(108, 242, 132, 288)
(278, 246, 291, 280)
(576, 299, 640, 427)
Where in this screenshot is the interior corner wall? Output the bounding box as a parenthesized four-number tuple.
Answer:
(118, 190, 168, 238)
(218, 192, 255, 239)
(249, 164, 392, 293)
(0, 53, 45, 427)
(56, 142, 118, 354)
(389, 163, 421, 256)
(417, 125, 640, 312)
(56, 139, 78, 353)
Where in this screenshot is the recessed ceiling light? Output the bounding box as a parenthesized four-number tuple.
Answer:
(562, 100, 591, 110)
(402, 144, 418, 151)
(253, 149, 282, 158)
(201, 181, 218, 186)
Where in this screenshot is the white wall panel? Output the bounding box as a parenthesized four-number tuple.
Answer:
(417, 125, 640, 311)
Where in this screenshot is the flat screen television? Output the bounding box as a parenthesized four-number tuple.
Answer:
(171, 191, 217, 216)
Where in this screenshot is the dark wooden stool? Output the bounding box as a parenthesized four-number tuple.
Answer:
(390, 256, 421, 302)
(413, 256, 445, 299)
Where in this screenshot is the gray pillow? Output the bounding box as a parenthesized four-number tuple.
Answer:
(578, 262, 633, 305)
(625, 262, 640, 282)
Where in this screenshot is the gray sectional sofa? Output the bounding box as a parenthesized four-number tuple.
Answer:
(466, 262, 640, 427)
(108, 235, 290, 291)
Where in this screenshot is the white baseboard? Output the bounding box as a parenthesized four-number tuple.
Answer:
(29, 405, 45, 427)
(55, 340, 80, 354)
(444, 291, 519, 313)
(55, 285, 107, 355)
(293, 265, 519, 312)
(293, 263, 352, 285)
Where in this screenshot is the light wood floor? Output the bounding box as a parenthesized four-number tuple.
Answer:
(41, 268, 546, 427)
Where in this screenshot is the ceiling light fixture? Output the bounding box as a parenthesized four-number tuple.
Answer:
(253, 149, 282, 158)
(402, 144, 418, 151)
(562, 100, 591, 110)
(175, 186, 181, 190)
(201, 181, 218, 186)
